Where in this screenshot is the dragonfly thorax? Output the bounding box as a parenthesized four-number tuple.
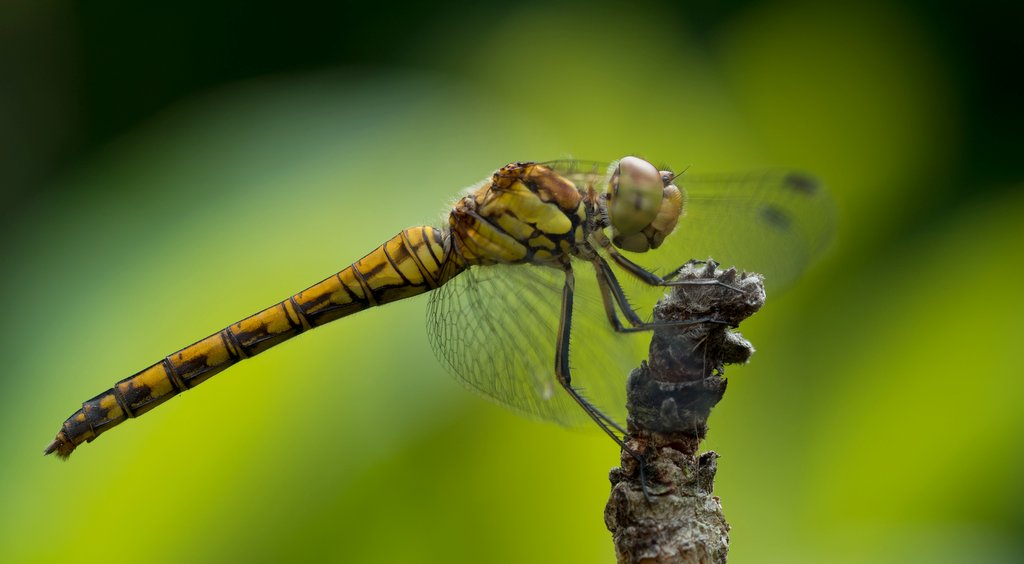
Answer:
(447, 161, 588, 268)
(606, 156, 683, 253)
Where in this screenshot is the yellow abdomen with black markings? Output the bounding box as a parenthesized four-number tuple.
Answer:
(45, 226, 451, 458)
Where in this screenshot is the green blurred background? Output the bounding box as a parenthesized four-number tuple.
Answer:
(2, 0, 1022, 562)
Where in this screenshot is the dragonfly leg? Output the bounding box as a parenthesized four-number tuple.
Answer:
(592, 258, 632, 332)
(558, 265, 653, 500)
(602, 243, 741, 292)
(555, 266, 642, 454)
(593, 256, 735, 334)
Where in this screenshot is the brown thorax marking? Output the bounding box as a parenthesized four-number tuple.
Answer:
(448, 162, 588, 268)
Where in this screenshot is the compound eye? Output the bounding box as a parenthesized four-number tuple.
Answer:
(609, 156, 662, 237)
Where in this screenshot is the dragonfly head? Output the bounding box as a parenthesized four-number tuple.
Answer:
(607, 156, 683, 253)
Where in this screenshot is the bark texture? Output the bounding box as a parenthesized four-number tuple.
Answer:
(605, 260, 765, 564)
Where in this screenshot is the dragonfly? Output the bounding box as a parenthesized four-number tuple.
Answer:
(45, 156, 833, 458)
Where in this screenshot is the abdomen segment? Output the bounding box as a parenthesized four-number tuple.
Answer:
(45, 226, 451, 458)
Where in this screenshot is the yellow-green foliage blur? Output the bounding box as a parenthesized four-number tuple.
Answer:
(2, 1, 1021, 562)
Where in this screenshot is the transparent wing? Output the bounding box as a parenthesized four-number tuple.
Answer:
(544, 160, 835, 293)
(426, 261, 641, 427)
(660, 171, 835, 292)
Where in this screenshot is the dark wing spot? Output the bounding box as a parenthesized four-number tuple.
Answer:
(760, 205, 792, 230)
(783, 173, 820, 195)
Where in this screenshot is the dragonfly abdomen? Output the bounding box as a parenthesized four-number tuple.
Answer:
(45, 226, 451, 458)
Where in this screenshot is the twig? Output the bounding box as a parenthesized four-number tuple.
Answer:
(605, 260, 766, 563)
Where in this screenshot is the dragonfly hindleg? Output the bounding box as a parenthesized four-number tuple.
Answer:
(554, 266, 634, 440)
(556, 265, 654, 500)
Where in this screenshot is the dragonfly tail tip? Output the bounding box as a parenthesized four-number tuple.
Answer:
(43, 433, 74, 460)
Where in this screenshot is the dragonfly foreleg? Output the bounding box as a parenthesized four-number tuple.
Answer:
(603, 244, 741, 292)
(593, 256, 736, 334)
